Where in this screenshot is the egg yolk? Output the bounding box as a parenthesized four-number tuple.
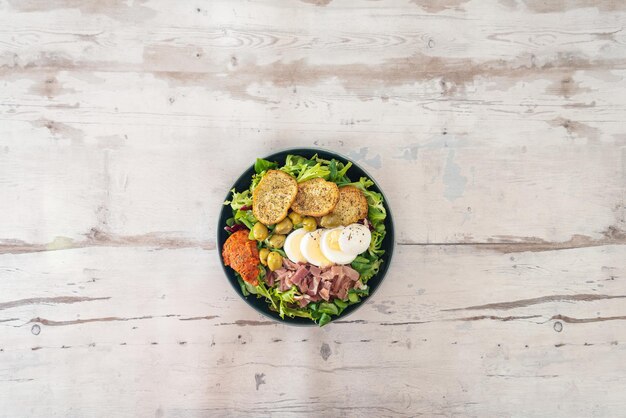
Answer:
(328, 229, 342, 251)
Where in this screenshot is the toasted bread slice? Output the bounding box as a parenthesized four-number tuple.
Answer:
(290, 178, 340, 217)
(253, 170, 298, 225)
(319, 186, 368, 227)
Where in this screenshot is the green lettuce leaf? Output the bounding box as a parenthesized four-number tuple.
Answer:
(327, 160, 352, 182)
(279, 154, 330, 182)
(369, 229, 385, 257)
(236, 275, 251, 296)
(318, 313, 332, 326)
(318, 302, 339, 315)
(254, 158, 277, 174)
(224, 188, 253, 210)
(297, 162, 330, 182)
(271, 286, 315, 319)
(276, 286, 298, 303)
(280, 303, 313, 320)
(255, 281, 278, 311)
(351, 255, 383, 282)
(234, 209, 256, 229)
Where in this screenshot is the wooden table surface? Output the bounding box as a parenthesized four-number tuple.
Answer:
(1, 1, 625, 417)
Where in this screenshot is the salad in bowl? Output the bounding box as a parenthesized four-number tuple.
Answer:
(218, 149, 393, 326)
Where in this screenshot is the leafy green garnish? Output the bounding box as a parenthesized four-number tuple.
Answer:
(279, 154, 331, 183)
(334, 299, 348, 309)
(279, 302, 314, 320)
(329, 160, 338, 182)
(272, 286, 314, 319)
(277, 286, 298, 303)
(237, 275, 250, 296)
(297, 162, 331, 182)
(254, 281, 277, 310)
(318, 302, 339, 315)
(318, 313, 332, 326)
(369, 229, 385, 257)
(254, 158, 277, 174)
(224, 189, 252, 210)
(351, 255, 383, 282)
(335, 161, 352, 182)
(234, 209, 256, 229)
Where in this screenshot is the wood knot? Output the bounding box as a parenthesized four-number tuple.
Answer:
(86, 227, 109, 241)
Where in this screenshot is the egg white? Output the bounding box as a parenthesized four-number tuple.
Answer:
(300, 229, 332, 267)
(284, 228, 308, 263)
(320, 228, 357, 265)
(339, 223, 372, 255)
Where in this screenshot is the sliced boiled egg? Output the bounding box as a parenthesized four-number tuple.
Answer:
(284, 228, 308, 263)
(339, 223, 372, 255)
(320, 227, 357, 265)
(300, 229, 332, 267)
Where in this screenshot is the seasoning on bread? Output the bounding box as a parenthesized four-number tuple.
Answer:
(253, 170, 298, 225)
(319, 186, 368, 227)
(290, 178, 340, 217)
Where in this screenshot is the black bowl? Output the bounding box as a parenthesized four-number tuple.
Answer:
(217, 148, 395, 325)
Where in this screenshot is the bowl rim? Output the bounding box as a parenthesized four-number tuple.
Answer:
(215, 146, 396, 326)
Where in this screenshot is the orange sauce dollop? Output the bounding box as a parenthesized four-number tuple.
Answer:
(222, 229, 260, 285)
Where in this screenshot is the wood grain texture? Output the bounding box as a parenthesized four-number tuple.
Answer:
(0, 0, 625, 417)
(1, 245, 625, 417)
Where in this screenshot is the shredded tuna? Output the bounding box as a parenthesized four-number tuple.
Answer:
(279, 279, 290, 292)
(309, 266, 322, 276)
(304, 294, 321, 302)
(274, 268, 292, 282)
(321, 270, 334, 282)
(299, 279, 309, 294)
(344, 267, 360, 282)
(291, 265, 309, 286)
(309, 276, 321, 295)
(273, 260, 361, 303)
(331, 275, 344, 293)
(337, 279, 352, 300)
(330, 265, 343, 278)
(282, 259, 299, 271)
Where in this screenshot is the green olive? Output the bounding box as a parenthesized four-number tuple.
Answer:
(253, 222, 269, 241)
(319, 214, 341, 228)
(267, 234, 286, 249)
(302, 216, 317, 232)
(267, 252, 283, 271)
(259, 248, 270, 266)
(274, 218, 293, 235)
(288, 212, 303, 225)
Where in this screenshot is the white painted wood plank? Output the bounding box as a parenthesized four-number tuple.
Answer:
(0, 245, 624, 417)
(1, 1, 625, 61)
(2, 118, 623, 245)
(1, 0, 624, 245)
